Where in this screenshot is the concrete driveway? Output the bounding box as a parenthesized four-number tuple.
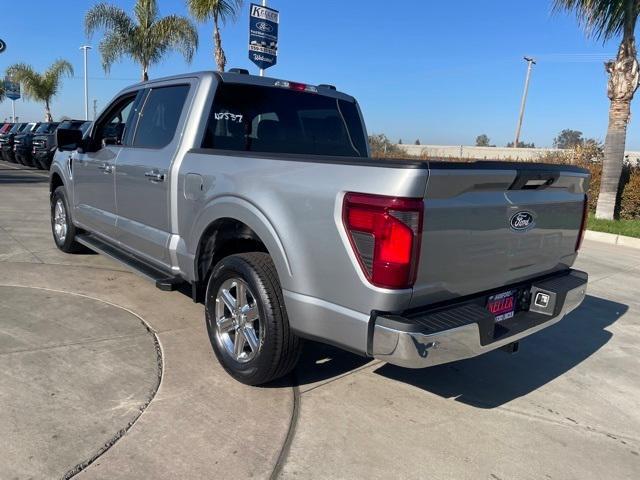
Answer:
(0, 161, 639, 480)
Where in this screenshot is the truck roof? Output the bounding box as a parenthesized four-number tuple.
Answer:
(119, 70, 356, 103)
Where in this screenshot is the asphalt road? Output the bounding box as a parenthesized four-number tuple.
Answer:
(0, 161, 638, 480)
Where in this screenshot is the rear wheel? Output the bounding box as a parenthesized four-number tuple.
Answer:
(205, 252, 301, 385)
(51, 186, 83, 253)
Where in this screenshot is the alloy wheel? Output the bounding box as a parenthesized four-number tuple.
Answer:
(214, 278, 262, 363)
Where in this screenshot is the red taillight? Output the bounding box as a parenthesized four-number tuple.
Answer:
(343, 192, 423, 289)
(575, 195, 588, 251)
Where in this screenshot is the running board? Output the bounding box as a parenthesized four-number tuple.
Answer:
(76, 234, 185, 291)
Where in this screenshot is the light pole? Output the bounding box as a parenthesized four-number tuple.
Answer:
(80, 45, 92, 121)
(513, 56, 536, 148)
(259, 0, 267, 77)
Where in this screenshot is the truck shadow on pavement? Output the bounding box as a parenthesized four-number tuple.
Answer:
(0, 167, 49, 184)
(373, 295, 627, 408)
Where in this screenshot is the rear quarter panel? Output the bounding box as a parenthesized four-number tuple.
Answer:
(177, 152, 430, 351)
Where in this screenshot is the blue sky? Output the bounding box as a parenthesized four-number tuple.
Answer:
(0, 0, 634, 148)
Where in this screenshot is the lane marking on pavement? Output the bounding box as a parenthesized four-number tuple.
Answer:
(0, 284, 165, 479)
(270, 378, 300, 480)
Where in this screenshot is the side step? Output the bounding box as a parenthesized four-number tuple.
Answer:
(76, 234, 185, 291)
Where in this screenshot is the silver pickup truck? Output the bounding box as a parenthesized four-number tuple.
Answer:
(51, 70, 589, 385)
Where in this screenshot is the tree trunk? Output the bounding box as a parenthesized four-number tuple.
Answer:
(597, 99, 631, 219)
(44, 99, 53, 123)
(214, 20, 226, 72)
(142, 67, 149, 82)
(596, 37, 639, 219)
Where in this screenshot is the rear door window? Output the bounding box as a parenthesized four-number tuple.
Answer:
(132, 85, 190, 149)
(202, 83, 367, 157)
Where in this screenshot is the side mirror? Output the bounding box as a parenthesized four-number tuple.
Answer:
(102, 136, 119, 147)
(56, 128, 83, 152)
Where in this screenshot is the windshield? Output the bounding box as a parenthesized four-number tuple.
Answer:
(10, 123, 24, 133)
(35, 123, 59, 134)
(202, 84, 368, 157)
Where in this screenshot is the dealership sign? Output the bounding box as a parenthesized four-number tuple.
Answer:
(0, 38, 6, 54)
(4, 78, 20, 100)
(248, 3, 279, 70)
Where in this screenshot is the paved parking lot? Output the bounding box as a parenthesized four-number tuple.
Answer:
(1, 160, 639, 479)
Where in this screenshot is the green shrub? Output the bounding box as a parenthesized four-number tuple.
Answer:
(368, 134, 404, 157)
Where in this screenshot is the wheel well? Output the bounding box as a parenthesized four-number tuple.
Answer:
(50, 172, 63, 195)
(196, 218, 268, 283)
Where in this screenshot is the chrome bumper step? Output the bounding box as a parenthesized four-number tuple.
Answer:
(371, 270, 588, 369)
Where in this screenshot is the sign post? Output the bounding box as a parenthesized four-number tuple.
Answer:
(248, 2, 279, 76)
(4, 79, 21, 122)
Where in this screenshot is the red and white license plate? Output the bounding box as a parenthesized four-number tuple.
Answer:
(487, 290, 516, 322)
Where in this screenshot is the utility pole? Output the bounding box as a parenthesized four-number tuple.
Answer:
(513, 56, 536, 148)
(259, 0, 267, 76)
(80, 45, 92, 121)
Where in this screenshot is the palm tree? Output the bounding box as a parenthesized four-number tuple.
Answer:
(186, 0, 243, 72)
(85, 0, 199, 81)
(5, 60, 74, 122)
(0, 82, 5, 103)
(554, 0, 640, 220)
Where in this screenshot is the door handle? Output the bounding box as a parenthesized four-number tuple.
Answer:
(97, 163, 113, 174)
(145, 171, 165, 182)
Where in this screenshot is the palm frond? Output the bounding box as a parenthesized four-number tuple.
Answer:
(44, 60, 74, 83)
(153, 15, 199, 63)
(99, 32, 133, 73)
(186, 0, 243, 24)
(553, 0, 640, 41)
(5, 59, 72, 108)
(134, 0, 158, 29)
(85, 2, 134, 37)
(5, 63, 42, 101)
(42, 60, 74, 100)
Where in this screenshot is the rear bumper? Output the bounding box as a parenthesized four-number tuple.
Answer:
(371, 269, 587, 369)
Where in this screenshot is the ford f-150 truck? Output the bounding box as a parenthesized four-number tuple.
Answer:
(51, 71, 589, 385)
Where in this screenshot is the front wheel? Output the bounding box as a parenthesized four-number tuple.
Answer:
(51, 186, 83, 253)
(205, 252, 301, 385)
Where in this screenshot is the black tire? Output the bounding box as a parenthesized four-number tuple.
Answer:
(205, 252, 301, 386)
(51, 186, 84, 253)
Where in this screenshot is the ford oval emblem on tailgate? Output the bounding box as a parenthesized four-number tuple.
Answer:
(510, 211, 535, 231)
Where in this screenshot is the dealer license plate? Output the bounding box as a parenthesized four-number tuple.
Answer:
(487, 290, 516, 322)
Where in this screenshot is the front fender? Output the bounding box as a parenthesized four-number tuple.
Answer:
(49, 150, 73, 195)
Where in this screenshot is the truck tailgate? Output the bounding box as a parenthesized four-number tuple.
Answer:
(409, 162, 589, 308)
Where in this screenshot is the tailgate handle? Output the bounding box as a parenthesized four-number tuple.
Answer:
(509, 170, 559, 190)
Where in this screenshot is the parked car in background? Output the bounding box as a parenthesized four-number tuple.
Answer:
(30, 122, 68, 170)
(14, 123, 43, 166)
(0, 123, 14, 134)
(50, 71, 590, 386)
(0, 123, 32, 163)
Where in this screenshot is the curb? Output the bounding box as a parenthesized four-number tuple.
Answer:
(585, 230, 640, 250)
